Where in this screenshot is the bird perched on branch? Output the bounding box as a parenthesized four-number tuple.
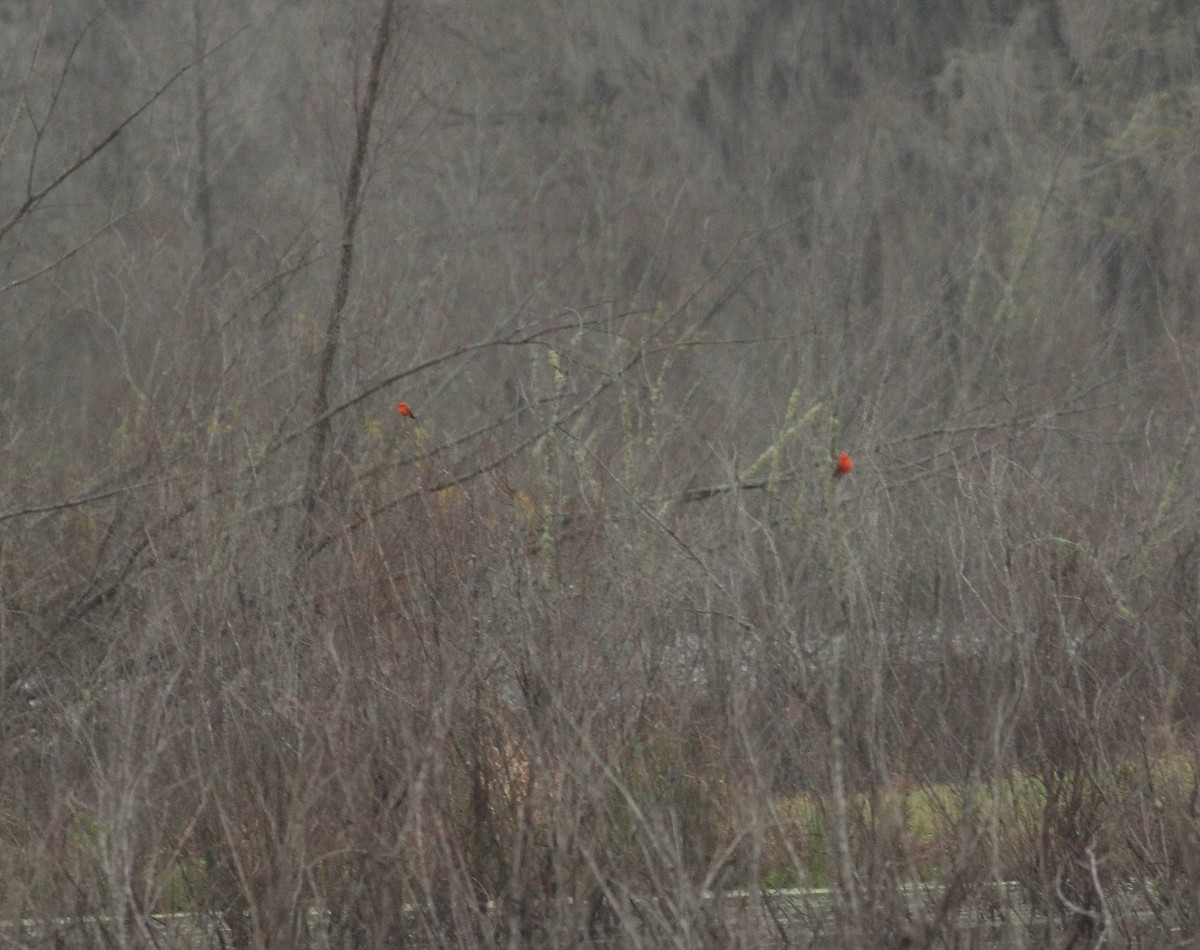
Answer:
(397, 401, 417, 420)
(834, 451, 853, 479)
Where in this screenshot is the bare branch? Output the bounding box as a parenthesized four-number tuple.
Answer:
(0, 26, 245, 246)
(300, 0, 403, 546)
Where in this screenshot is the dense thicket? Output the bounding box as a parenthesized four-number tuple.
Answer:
(3, 1, 1200, 946)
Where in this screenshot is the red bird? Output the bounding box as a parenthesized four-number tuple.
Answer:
(833, 451, 853, 479)
(397, 401, 417, 420)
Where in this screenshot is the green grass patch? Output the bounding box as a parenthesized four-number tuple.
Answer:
(763, 759, 1199, 890)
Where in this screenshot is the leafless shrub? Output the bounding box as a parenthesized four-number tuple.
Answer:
(7, 2, 1200, 949)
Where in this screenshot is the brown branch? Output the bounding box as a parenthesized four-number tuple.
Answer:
(269, 305, 649, 456)
(673, 472, 804, 504)
(300, 0, 402, 550)
(0, 479, 162, 526)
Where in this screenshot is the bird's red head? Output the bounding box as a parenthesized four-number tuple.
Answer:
(834, 451, 853, 478)
(397, 401, 416, 419)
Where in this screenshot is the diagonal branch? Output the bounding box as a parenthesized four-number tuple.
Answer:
(0, 28, 243, 247)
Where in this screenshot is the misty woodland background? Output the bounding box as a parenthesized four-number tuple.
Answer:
(3, 1, 1200, 946)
